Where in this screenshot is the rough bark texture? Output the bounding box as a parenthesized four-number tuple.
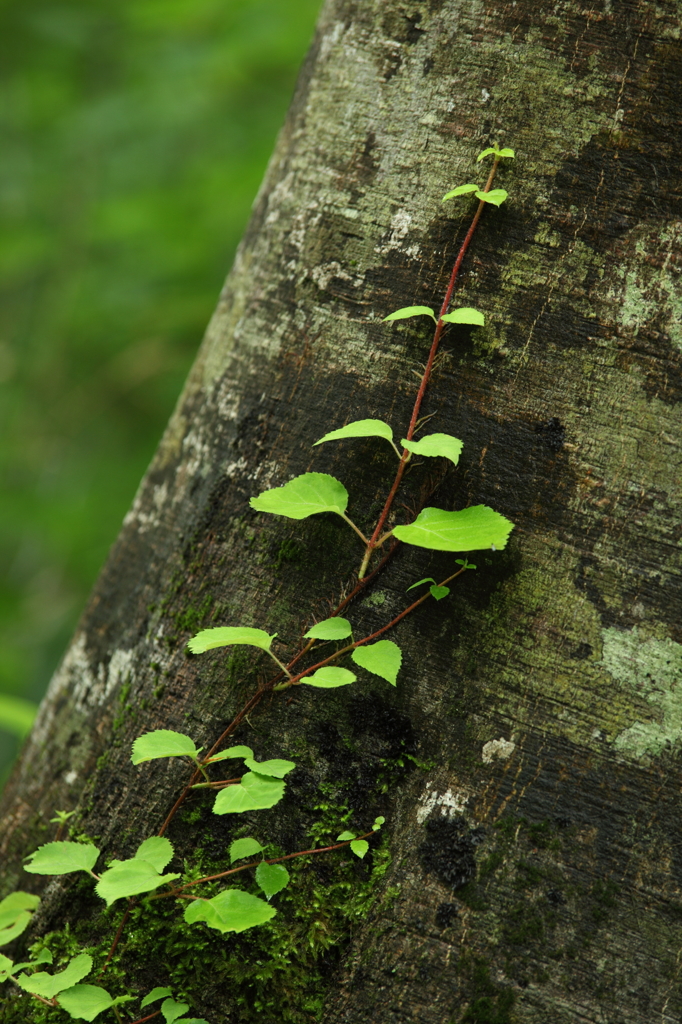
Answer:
(2, 1, 682, 1022)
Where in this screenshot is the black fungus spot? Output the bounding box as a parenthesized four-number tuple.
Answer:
(555, 816, 572, 829)
(535, 417, 566, 452)
(547, 889, 567, 907)
(404, 13, 425, 43)
(570, 642, 593, 660)
(435, 901, 459, 928)
(419, 817, 484, 891)
(348, 695, 416, 759)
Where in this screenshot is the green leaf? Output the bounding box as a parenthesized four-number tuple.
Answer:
(184, 889, 276, 934)
(429, 585, 450, 601)
(382, 305, 436, 323)
(229, 838, 264, 864)
(134, 836, 173, 873)
(476, 147, 496, 162)
(95, 859, 181, 907)
(474, 188, 508, 206)
(0, 954, 13, 983)
(351, 640, 402, 686)
(255, 862, 290, 900)
(406, 577, 435, 592)
(162, 997, 190, 1024)
(373, 816, 386, 830)
(439, 307, 485, 326)
(304, 616, 353, 641)
(206, 745, 254, 763)
(392, 505, 514, 553)
(455, 558, 476, 569)
(350, 840, 369, 859)
(250, 473, 348, 520)
(0, 694, 37, 738)
(56, 984, 124, 1021)
(131, 729, 199, 765)
(336, 831, 356, 841)
(213, 772, 285, 815)
(497, 147, 515, 158)
(244, 758, 296, 779)
(141, 987, 173, 1009)
(442, 183, 479, 201)
(24, 841, 99, 876)
(300, 667, 357, 689)
(313, 419, 394, 447)
(477, 145, 514, 162)
(0, 892, 40, 947)
(400, 432, 463, 465)
(17, 953, 92, 999)
(187, 627, 275, 655)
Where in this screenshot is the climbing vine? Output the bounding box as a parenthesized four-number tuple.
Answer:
(0, 143, 515, 1023)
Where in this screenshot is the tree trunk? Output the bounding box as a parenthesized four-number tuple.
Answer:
(2, 1, 681, 1022)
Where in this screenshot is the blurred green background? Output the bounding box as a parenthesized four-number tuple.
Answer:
(0, 0, 321, 784)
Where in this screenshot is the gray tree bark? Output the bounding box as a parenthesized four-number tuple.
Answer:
(2, 1, 682, 1022)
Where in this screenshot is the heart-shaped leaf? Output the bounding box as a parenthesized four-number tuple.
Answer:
(187, 627, 275, 655)
(442, 183, 479, 201)
(351, 640, 402, 686)
(229, 838, 263, 863)
(439, 307, 485, 326)
(184, 889, 276, 934)
(429, 585, 450, 601)
(56, 983, 132, 1021)
(314, 420, 394, 447)
(17, 954, 92, 999)
(24, 842, 100, 876)
(304, 617, 353, 641)
(255, 862, 290, 900)
(382, 306, 436, 323)
(300, 667, 357, 688)
(393, 505, 514, 552)
(213, 772, 285, 815)
(161, 997, 190, 1024)
(350, 840, 369, 859)
(131, 730, 199, 765)
(400, 433, 463, 465)
(251, 473, 349, 520)
(474, 189, 508, 206)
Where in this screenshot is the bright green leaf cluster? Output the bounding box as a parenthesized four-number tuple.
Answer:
(95, 836, 180, 906)
(477, 145, 515, 161)
(382, 305, 484, 326)
(213, 752, 295, 814)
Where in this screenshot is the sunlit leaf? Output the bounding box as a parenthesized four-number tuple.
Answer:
(141, 987, 173, 1009)
(300, 667, 357, 688)
(313, 419, 394, 447)
(255, 862, 290, 900)
(187, 627, 275, 655)
(442, 183, 479, 200)
(474, 189, 508, 206)
(430, 585, 450, 601)
(497, 147, 515, 158)
(184, 889, 276, 934)
(401, 433, 463, 465)
(250, 472, 349, 520)
(393, 505, 514, 553)
(476, 147, 496, 162)
(33, 949, 54, 965)
(134, 836, 173, 873)
(24, 842, 99, 876)
(351, 640, 402, 686)
(131, 729, 199, 765)
(229, 838, 263, 863)
(56, 984, 132, 1021)
(304, 616, 353, 641)
(161, 997, 190, 1024)
(0, 892, 40, 948)
(439, 307, 485, 326)
(350, 840, 369, 859)
(406, 577, 435, 592)
(17, 953, 92, 998)
(95, 859, 181, 907)
(382, 305, 436, 323)
(213, 772, 285, 815)
(0, 954, 13, 983)
(206, 745, 254, 763)
(336, 831, 356, 841)
(243, 758, 296, 779)
(373, 816, 386, 830)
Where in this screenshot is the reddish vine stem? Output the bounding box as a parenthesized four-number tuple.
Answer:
(126, 1012, 162, 1024)
(98, 902, 134, 977)
(360, 157, 500, 577)
(151, 829, 377, 896)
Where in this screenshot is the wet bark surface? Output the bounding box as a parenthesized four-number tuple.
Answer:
(1, 1, 682, 1022)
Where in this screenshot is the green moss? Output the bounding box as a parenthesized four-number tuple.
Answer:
(458, 959, 516, 1024)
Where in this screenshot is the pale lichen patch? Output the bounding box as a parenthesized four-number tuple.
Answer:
(482, 737, 516, 762)
(601, 626, 682, 757)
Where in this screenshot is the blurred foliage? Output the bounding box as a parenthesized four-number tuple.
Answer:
(0, 0, 321, 781)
